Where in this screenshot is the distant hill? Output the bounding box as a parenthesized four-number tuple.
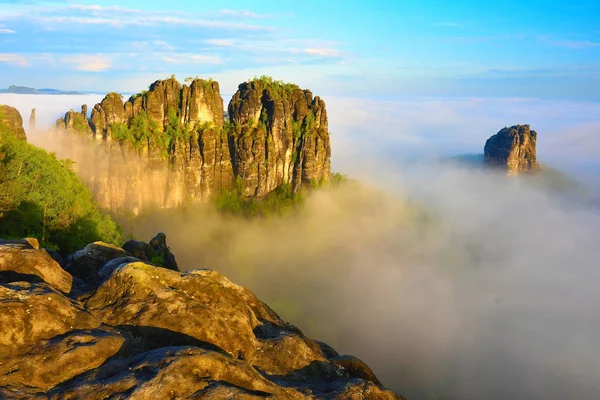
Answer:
(0, 85, 83, 95)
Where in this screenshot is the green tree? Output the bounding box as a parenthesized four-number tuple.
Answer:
(0, 124, 122, 254)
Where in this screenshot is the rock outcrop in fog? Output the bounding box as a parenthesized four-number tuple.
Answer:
(29, 108, 35, 132)
(0, 237, 401, 399)
(484, 124, 539, 174)
(0, 105, 27, 140)
(53, 77, 332, 211)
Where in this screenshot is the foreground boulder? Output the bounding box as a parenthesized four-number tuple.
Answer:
(0, 239, 72, 293)
(0, 238, 402, 398)
(61, 241, 131, 283)
(62, 233, 178, 284)
(484, 124, 539, 174)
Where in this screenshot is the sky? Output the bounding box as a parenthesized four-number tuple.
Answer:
(1, 0, 600, 99)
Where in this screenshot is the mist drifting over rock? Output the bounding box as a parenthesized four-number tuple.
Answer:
(2, 92, 600, 399)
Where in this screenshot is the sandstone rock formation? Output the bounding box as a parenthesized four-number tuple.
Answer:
(55, 105, 91, 134)
(0, 105, 27, 140)
(228, 78, 331, 196)
(484, 124, 539, 174)
(62, 234, 178, 285)
(54, 77, 331, 212)
(0, 239, 72, 294)
(0, 238, 402, 399)
(29, 108, 35, 132)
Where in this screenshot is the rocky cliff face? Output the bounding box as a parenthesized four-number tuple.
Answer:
(0, 237, 402, 399)
(484, 124, 539, 174)
(54, 77, 331, 212)
(0, 105, 27, 140)
(55, 105, 91, 134)
(229, 79, 331, 196)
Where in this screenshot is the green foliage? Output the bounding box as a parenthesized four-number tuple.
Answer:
(130, 89, 148, 100)
(0, 126, 122, 254)
(149, 254, 164, 266)
(202, 77, 214, 91)
(214, 179, 305, 217)
(249, 75, 297, 100)
(259, 108, 268, 131)
(213, 172, 347, 217)
(111, 122, 133, 142)
(71, 114, 89, 133)
(164, 108, 182, 153)
(112, 109, 183, 157)
(291, 120, 302, 140)
(331, 172, 348, 185)
(127, 111, 151, 148)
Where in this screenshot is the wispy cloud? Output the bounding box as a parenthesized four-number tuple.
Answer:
(61, 54, 111, 72)
(0, 28, 16, 34)
(302, 48, 342, 57)
(0, 53, 28, 67)
(1, 4, 275, 32)
(34, 15, 275, 31)
(218, 9, 263, 18)
(203, 39, 236, 47)
(202, 38, 348, 60)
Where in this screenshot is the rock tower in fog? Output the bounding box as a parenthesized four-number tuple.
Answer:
(484, 124, 539, 174)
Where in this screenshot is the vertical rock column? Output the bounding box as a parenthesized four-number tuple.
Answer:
(484, 124, 539, 174)
(29, 108, 36, 132)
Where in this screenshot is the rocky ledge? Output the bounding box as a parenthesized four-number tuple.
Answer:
(0, 236, 402, 399)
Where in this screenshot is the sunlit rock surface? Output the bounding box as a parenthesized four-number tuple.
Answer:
(484, 124, 539, 174)
(0, 105, 27, 140)
(53, 77, 332, 212)
(0, 237, 402, 399)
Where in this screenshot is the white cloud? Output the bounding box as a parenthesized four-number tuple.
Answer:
(62, 54, 111, 72)
(303, 48, 342, 57)
(0, 53, 29, 67)
(201, 38, 346, 60)
(203, 39, 235, 47)
(39, 16, 127, 27)
(34, 14, 274, 31)
(218, 9, 263, 18)
(0, 28, 16, 34)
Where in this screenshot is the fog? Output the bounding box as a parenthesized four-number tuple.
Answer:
(124, 167, 600, 400)
(2, 93, 600, 399)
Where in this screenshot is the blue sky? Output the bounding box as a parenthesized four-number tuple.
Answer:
(1, 0, 600, 99)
